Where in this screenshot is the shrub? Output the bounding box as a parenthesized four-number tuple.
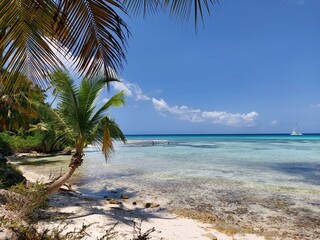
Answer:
(0, 163, 25, 189)
(0, 132, 45, 153)
(6, 182, 47, 221)
(0, 134, 11, 156)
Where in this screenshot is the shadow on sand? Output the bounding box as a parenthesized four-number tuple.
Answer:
(46, 187, 172, 230)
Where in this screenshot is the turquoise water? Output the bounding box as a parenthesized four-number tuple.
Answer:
(57, 134, 318, 238)
(80, 134, 320, 191)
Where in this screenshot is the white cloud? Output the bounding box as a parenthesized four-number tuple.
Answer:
(202, 111, 259, 127)
(112, 81, 133, 97)
(112, 81, 150, 101)
(112, 80, 259, 127)
(271, 120, 278, 125)
(310, 103, 320, 108)
(152, 98, 258, 127)
(152, 98, 203, 123)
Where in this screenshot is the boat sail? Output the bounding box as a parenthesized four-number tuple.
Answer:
(290, 124, 302, 136)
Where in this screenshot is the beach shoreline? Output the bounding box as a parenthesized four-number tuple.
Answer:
(5, 150, 320, 240)
(6, 157, 265, 240)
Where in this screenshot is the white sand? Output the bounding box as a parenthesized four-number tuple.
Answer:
(16, 166, 265, 240)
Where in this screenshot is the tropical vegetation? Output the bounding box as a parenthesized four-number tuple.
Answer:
(45, 71, 126, 194)
(0, 1, 216, 238)
(0, 0, 216, 91)
(0, 0, 216, 187)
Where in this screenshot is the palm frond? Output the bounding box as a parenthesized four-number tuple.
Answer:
(90, 90, 125, 125)
(122, 0, 217, 27)
(121, 0, 160, 17)
(164, 0, 217, 26)
(87, 115, 126, 160)
(54, 0, 130, 79)
(78, 77, 110, 120)
(50, 71, 81, 133)
(0, 0, 64, 88)
(31, 98, 75, 148)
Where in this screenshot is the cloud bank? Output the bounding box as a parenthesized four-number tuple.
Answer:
(152, 98, 258, 127)
(113, 80, 259, 127)
(202, 111, 258, 127)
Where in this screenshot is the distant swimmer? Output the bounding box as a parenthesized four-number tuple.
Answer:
(152, 141, 154, 146)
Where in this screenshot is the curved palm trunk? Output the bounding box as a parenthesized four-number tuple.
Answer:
(46, 151, 83, 195)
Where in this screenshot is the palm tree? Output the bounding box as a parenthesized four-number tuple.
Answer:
(45, 71, 126, 195)
(0, 1, 217, 90)
(0, 75, 46, 132)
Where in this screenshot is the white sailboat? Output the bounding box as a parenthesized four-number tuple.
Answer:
(290, 124, 302, 136)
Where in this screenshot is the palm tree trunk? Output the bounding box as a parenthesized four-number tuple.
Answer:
(46, 151, 83, 195)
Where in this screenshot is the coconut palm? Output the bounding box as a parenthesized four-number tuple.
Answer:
(0, 0, 216, 90)
(45, 71, 126, 194)
(0, 75, 46, 132)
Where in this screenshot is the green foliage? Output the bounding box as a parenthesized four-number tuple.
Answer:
(50, 71, 126, 159)
(0, 75, 46, 132)
(0, 134, 11, 156)
(0, 131, 45, 153)
(0, 163, 25, 189)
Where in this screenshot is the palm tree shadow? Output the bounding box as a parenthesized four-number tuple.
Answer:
(47, 188, 173, 227)
(14, 159, 64, 166)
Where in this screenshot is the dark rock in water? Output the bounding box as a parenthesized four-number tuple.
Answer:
(145, 202, 160, 208)
(132, 201, 137, 205)
(62, 147, 72, 155)
(120, 194, 129, 199)
(236, 207, 249, 215)
(108, 199, 120, 204)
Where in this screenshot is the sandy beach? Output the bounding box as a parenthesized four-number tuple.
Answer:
(11, 161, 264, 240)
(2, 136, 319, 240)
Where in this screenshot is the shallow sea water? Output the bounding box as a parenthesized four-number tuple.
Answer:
(74, 134, 320, 239)
(80, 134, 320, 190)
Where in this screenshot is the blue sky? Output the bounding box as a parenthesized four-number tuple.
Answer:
(102, 0, 320, 134)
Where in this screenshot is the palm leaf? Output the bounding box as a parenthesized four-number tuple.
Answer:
(90, 90, 125, 125)
(50, 71, 81, 134)
(121, 0, 160, 16)
(0, 0, 64, 89)
(54, 0, 130, 79)
(122, 0, 217, 27)
(87, 115, 126, 160)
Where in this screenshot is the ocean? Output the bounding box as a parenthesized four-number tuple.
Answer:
(73, 134, 320, 238)
(80, 134, 320, 190)
(17, 134, 320, 238)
